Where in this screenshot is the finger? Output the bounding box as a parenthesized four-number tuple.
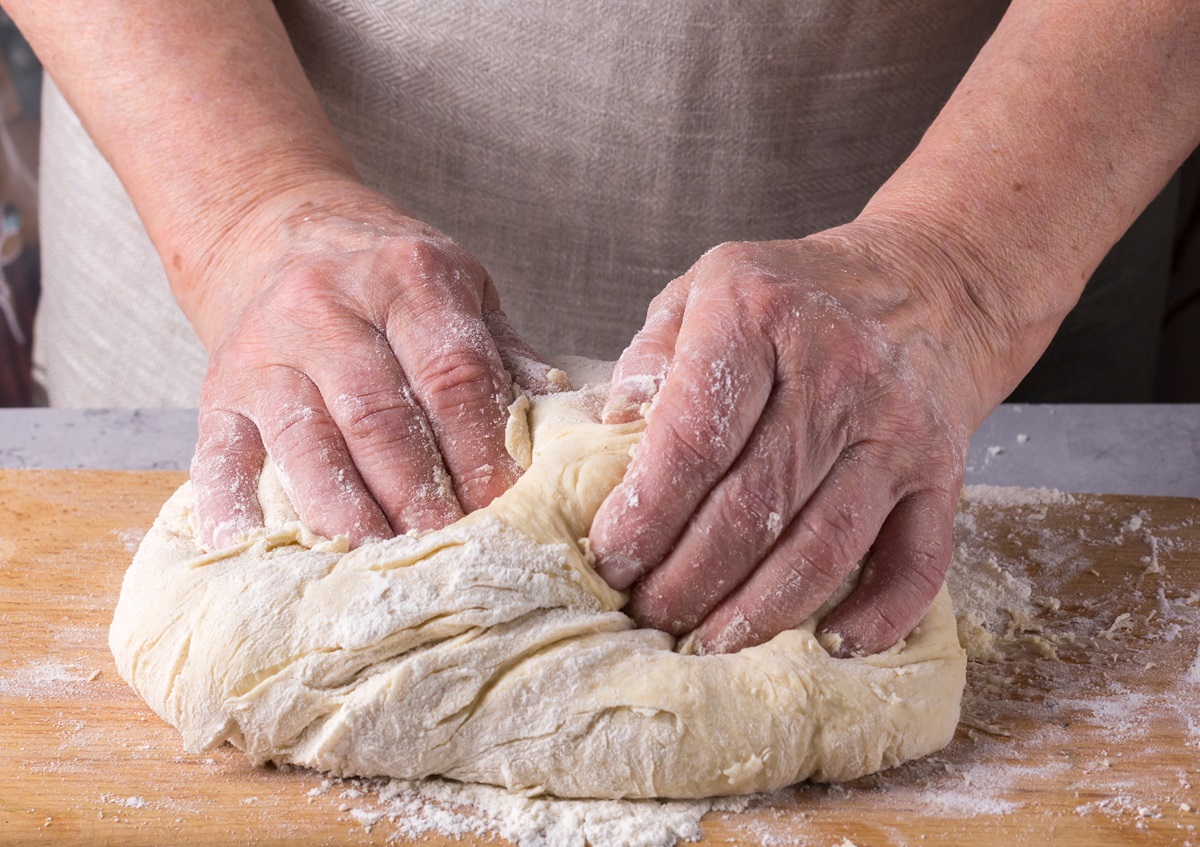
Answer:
(483, 307, 571, 395)
(590, 310, 775, 590)
(312, 330, 463, 534)
(250, 365, 393, 545)
(690, 446, 900, 654)
(191, 407, 266, 549)
(388, 299, 522, 512)
(817, 487, 957, 656)
(603, 282, 688, 424)
(624, 389, 849, 634)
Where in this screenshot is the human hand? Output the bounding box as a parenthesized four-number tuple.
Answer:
(187, 182, 561, 549)
(589, 220, 1017, 656)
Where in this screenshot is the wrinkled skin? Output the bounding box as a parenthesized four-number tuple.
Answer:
(190, 187, 1001, 658)
(189, 185, 560, 549)
(590, 220, 1004, 657)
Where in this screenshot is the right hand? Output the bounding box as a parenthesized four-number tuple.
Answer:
(186, 182, 560, 549)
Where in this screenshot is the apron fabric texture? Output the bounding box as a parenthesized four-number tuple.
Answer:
(34, 1, 1174, 406)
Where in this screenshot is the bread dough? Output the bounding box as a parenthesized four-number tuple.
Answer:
(109, 361, 966, 799)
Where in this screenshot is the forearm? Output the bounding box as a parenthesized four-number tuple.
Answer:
(3, 0, 359, 342)
(861, 0, 1200, 413)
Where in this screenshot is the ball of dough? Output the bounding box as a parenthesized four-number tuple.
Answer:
(109, 364, 965, 799)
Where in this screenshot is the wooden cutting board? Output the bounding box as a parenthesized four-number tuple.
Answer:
(2, 469, 1199, 846)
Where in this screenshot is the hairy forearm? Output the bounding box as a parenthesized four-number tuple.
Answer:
(862, 0, 1200, 409)
(3, 0, 358, 333)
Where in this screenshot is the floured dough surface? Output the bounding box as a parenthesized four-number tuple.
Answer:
(110, 360, 966, 799)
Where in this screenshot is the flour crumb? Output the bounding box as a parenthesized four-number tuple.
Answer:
(1185, 646, 1200, 685)
(99, 794, 148, 809)
(1140, 532, 1161, 574)
(350, 807, 384, 830)
(962, 484, 1075, 507)
(321, 776, 749, 847)
(1102, 613, 1133, 639)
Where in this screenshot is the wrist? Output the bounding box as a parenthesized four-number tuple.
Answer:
(845, 205, 1073, 422)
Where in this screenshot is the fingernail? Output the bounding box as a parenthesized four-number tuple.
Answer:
(624, 588, 676, 633)
(208, 518, 246, 551)
(604, 375, 659, 424)
(594, 550, 642, 590)
(817, 628, 863, 659)
(676, 631, 705, 656)
(693, 611, 752, 655)
(601, 396, 640, 425)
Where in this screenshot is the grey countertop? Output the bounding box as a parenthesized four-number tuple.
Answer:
(1, 405, 1197, 498)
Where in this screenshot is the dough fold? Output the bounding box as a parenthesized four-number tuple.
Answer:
(110, 364, 966, 799)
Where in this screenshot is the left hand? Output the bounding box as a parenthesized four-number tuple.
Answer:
(589, 219, 1010, 655)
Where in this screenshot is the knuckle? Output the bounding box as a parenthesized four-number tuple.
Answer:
(848, 438, 893, 471)
(896, 538, 952, 592)
(849, 603, 909, 652)
(266, 402, 329, 458)
(397, 236, 452, 274)
(192, 412, 261, 476)
(332, 387, 416, 444)
(455, 458, 518, 507)
(745, 291, 785, 330)
(721, 477, 789, 544)
(200, 343, 260, 397)
(795, 503, 863, 575)
(871, 428, 961, 495)
(646, 282, 683, 319)
(901, 544, 945, 585)
(700, 240, 751, 269)
(660, 412, 732, 477)
(413, 348, 500, 413)
(781, 548, 844, 596)
(627, 320, 676, 362)
(687, 301, 745, 343)
(921, 442, 965, 486)
(194, 409, 234, 452)
(399, 237, 482, 291)
(843, 441, 915, 503)
(386, 247, 480, 323)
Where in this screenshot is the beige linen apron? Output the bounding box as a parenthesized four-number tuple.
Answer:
(37, 1, 1022, 406)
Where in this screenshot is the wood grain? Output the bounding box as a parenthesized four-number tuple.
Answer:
(1, 469, 1198, 846)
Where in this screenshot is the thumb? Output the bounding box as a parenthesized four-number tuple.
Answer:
(484, 307, 572, 395)
(604, 280, 688, 424)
